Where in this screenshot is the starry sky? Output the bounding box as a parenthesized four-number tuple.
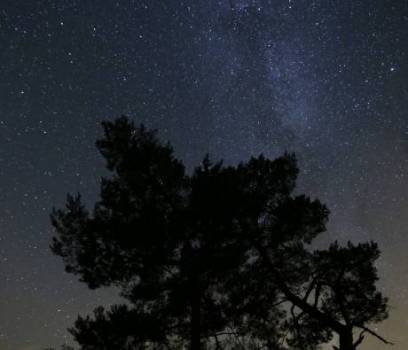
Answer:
(0, 1, 407, 349)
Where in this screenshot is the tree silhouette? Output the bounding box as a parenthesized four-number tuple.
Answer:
(50, 116, 390, 350)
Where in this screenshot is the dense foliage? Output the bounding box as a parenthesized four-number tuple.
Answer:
(49, 117, 390, 350)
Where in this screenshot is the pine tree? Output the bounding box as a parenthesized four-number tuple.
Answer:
(50, 116, 390, 350)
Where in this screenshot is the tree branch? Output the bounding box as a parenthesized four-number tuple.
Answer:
(353, 330, 365, 348)
(253, 240, 344, 333)
(313, 282, 322, 308)
(359, 326, 393, 345)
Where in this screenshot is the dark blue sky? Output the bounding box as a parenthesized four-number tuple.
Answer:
(0, 1, 407, 349)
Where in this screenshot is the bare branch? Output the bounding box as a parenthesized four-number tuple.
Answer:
(313, 282, 322, 308)
(353, 330, 365, 348)
(359, 326, 393, 345)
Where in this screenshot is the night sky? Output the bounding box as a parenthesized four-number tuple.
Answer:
(0, 1, 407, 349)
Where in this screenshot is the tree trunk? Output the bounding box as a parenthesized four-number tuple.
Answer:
(339, 329, 354, 350)
(190, 288, 201, 350)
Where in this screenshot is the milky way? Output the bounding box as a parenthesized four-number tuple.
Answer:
(0, 1, 407, 349)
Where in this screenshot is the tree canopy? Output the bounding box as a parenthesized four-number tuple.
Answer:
(50, 116, 390, 350)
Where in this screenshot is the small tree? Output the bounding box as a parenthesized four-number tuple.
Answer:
(50, 116, 390, 350)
